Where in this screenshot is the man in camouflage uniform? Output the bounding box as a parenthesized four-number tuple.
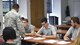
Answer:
(4, 4, 25, 45)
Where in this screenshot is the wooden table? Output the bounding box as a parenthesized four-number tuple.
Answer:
(57, 29, 68, 39)
(22, 36, 74, 45)
(55, 24, 71, 30)
(57, 29, 67, 34)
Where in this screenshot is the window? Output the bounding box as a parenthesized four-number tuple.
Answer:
(3, 0, 17, 15)
(47, 0, 52, 13)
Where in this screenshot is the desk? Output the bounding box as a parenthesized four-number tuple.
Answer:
(55, 25, 71, 39)
(23, 36, 74, 45)
(55, 24, 71, 30)
(57, 29, 68, 39)
(57, 29, 67, 34)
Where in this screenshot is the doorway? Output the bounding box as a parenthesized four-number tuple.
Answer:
(30, 0, 44, 28)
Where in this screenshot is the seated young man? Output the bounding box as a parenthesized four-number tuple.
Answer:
(64, 17, 80, 41)
(36, 17, 57, 39)
(21, 18, 36, 45)
(22, 18, 35, 36)
(0, 27, 16, 45)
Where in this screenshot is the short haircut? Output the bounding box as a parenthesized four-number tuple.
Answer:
(41, 17, 47, 23)
(3, 27, 16, 42)
(22, 18, 28, 22)
(71, 17, 80, 24)
(12, 4, 19, 9)
(21, 17, 25, 20)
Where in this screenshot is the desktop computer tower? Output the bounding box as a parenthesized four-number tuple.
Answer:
(49, 16, 58, 25)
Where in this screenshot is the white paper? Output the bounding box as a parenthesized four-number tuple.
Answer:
(44, 40, 58, 43)
(24, 37, 33, 40)
(57, 41, 71, 44)
(33, 37, 45, 40)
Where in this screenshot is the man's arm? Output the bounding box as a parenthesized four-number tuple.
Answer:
(46, 26, 57, 39)
(64, 27, 73, 40)
(36, 26, 57, 39)
(64, 33, 70, 40)
(25, 25, 36, 36)
(31, 25, 36, 34)
(36, 27, 43, 37)
(16, 16, 25, 37)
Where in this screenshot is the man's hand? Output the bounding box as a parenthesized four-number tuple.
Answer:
(64, 36, 70, 40)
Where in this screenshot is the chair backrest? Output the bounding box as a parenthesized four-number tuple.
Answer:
(0, 38, 4, 44)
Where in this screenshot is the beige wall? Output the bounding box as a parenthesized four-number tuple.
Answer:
(68, 0, 80, 18)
